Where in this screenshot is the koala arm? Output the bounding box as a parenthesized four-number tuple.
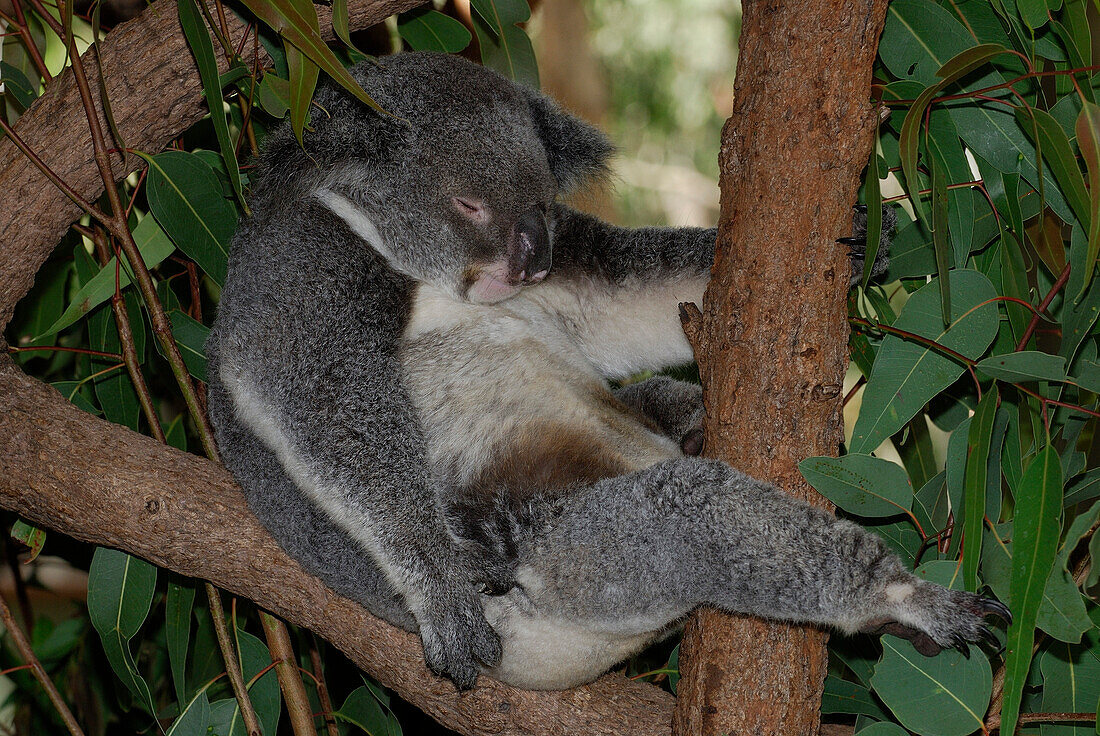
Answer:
(210, 216, 502, 689)
(538, 204, 715, 379)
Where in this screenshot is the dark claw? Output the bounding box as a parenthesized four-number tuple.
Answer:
(853, 204, 868, 213)
(951, 635, 971, 658)
(979, 627, 1000, 648)
(837, 236, 866, 246)
(981, 598, 1012, 624)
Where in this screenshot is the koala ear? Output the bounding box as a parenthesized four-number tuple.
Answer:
(525, 91, 614, 193)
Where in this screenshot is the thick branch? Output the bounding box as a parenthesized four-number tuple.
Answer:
(0, 353, 673, 736)
(0, 0, 421, 328)
(673, 1, 890, 734)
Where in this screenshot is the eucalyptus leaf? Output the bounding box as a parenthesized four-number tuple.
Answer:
(799, 455, 913, 518)
(849, 271, 999, 454)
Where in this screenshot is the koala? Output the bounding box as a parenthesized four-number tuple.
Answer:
(206, 51, 1007, 691)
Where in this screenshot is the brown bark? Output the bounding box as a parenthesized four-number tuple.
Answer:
(0, 355, 673, 735)
(672, 1, 889, 735)
(0, 0, 421, 328)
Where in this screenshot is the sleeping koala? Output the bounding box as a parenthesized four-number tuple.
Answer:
(206, 51, 1007, 690)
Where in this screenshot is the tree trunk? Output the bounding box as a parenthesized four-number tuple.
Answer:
(672, 1, 889, 734)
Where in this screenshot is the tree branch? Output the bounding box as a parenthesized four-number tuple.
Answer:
(0, 0, 421, 328)
(673, 0, 890, 733)
(0, 354, 673, 736)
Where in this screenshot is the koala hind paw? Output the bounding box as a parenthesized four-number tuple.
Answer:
(863, 586, 1011, 658)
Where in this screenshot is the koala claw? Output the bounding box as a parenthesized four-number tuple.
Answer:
(950, 634, 971, 658)
(979, 626, 1001, 649)
(981, 598, 1013, 624)
(853, 204, 868, 213)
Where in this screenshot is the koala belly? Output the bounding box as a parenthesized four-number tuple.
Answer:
(400, 285, 680, 499)
(400, 286, 683, 686)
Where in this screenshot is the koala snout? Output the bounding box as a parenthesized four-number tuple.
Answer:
(511, 207, 551, 284)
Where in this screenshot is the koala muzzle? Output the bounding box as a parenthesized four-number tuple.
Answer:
(511, 207, 551, 284)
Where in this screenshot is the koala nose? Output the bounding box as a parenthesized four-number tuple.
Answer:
(513, 207, 551, 284)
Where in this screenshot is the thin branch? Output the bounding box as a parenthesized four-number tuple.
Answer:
(308, 635, 340, 736)
(9, 0, 52, 82)
(260, 611, 318, 736)
(207, 585, 263, 736)
(7, 345, 123, 360)
(0, 590, 85, 736)
(1016, 261, 1071, 351)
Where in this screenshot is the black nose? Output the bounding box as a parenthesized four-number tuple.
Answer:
(512, 207, 551, 283)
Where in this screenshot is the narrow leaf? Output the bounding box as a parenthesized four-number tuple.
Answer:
(178, 0, 245, 206)
(931, 152, 952, 321)
(977, 351, 1068, 383)
(398, 8, 472, 53)
(963, 387, 998, 590)
(1075, 100, 1100, 301)
(166, 581, 196, 705)
(1001, 445, 1064, 736)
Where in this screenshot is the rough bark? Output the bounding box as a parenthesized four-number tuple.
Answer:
(672, 1, 889, 735)
(0, 0, 421, 328)
(0, 355, 674, 735)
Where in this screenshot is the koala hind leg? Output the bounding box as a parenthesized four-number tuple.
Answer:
(485, 456, 1006, 689)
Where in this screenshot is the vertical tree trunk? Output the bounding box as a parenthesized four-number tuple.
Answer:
(672, 1, 889, 734)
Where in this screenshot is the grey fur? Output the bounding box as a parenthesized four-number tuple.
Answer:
(207, 51, 1004, 691)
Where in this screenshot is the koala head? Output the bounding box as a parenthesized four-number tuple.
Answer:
(252, 52, 612, 303)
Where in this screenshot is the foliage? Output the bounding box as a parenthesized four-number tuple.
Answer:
(3, 0, 1100, 734)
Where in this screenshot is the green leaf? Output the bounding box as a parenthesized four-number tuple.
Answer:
(1040, 639, 1100, 736)
(41, 216, 175, 338)
(1075, 101, 1100, 301)
(1001, 445, 1064, 736)
(257, 72, 291, 119)
(165, 310, 209, 383)
(823, 675, 889, 719)
(1016, 106, 1091, 232)
(398, 8, 472, 53)
(166, 581, 196, 705)
(897, 414, 938, 492)
(335, 684, 402, 736)
(1017, 0, 1051, 29)
(977, 351, 1069, 383)
(282, 0, 320, 145)
(855, 724, 910, 736)
(0, 61, 38, 109)
(799, 455, 913, 518)
(167, 690, 210, 736)
(1062, 226, 1100, 365)
(10, 519, 45, 563)
(1064, 468, 1100, 507)
(178, 0, 245, 206)
(963, 387, 998, 590)
(871, 636, 992, 736)
(330, 0, 355, 50)
(87, 547, 157, 713)
(880, 0, 976, 85)
(234, 0, 385, 114)
(931, 149, 952, 319)
(469, 0, 539, 88)
(849, 270, 1000, 454)
(139, 150, 236, 286)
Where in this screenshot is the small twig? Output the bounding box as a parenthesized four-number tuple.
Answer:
(308, 636, 340, 736)
(91, 227, 166, 443)
(9, 0, 52, 82)
(842, 376, 866, 407)
(207, 585, 263, 736)
(260, 611, 318, 736)
(987, 711, 1096, 732)
(1016, 261, 1071, 351)
(7, 345, 123, 360)
(0, 590, 86, 736)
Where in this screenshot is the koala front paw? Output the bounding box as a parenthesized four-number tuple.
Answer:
(843, 203, 896, 286)
(861, 581, 1011, 657)
(415, 589, 503, 690)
